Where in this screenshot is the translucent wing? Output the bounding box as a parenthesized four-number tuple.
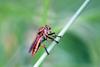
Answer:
(29, 35, 42, 56)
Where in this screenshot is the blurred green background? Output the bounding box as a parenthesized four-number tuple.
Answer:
(0, 0, 100, 67)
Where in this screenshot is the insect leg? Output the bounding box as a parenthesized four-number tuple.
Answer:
(48, 32, 55, 35)
(52, 35, 62, 38)
(46, 36, 59, 44)
(48, 32, 62, 38)
(37, 37, 47, 49)
(40, 37, 50, 55)
(42, 45, 49, 55)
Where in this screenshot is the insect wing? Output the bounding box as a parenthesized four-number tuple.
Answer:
(29, 35, 42, 56)
(29, 35, 40, 52)
(29, 38, 37, 53)
(31, 38, 41, 56)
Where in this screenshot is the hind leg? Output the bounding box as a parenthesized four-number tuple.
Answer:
(41, 45, 49, 55)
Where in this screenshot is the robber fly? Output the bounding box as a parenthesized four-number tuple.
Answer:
(29, 25, 61, 56)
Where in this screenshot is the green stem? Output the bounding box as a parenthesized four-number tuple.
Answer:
(41, 0, 50, 24)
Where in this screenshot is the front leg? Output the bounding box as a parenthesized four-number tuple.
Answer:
(48, 32, 61, 38)
(46, 35, 59, 44)
(52, 35, 62, 38)
(48, 32, 55, 35)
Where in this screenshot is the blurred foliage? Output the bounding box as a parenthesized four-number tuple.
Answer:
(0, 0, 100, 67)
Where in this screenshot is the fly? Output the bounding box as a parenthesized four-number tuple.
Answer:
(29, 25, 61, 56)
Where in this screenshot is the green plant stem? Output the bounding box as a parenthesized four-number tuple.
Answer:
(41, 0, 50, 24)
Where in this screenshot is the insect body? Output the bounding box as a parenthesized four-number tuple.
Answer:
(29, 25, 60, 56)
